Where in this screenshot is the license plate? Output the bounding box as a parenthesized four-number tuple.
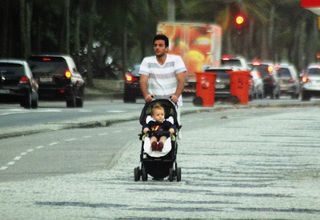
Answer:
(0, 89, 10, 94)
(40, 77, 52, 82)
(215, 84, 225, 89)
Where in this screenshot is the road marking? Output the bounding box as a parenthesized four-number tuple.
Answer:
(0, 166, 8, 171)
(27, 148, 34, 153)
(65, 138, 76, 142)
(49, 142, 59, 146)
(98, 133, 108, 136)
(106, 110, 126, 113)
(83, 135, 92, 139)
(7, 161, 15, 166)
(20, 152, 27, 156)
(14, 156, 22, 161)
(36, 145, 44, 149)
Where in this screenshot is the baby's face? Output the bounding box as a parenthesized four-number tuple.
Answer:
(152, 109, 165, 123)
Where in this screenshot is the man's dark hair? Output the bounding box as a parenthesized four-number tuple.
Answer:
(153, 34, 169, 48)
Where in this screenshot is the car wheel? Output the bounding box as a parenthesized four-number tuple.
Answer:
(123, 91, 136, 103)
(301, 91, 311, 101)
(76, 97, 83, 107)
(193, 96, 203, 106)
(21, 92, 32, 109)
(31, 92, 39, 109)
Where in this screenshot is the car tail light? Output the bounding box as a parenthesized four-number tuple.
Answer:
(64, 70, 72, 79)
(267, 66, 273, 74)
(42, 57, 51, 62)
(19, 76, 29, 84)
(125, 73, 138, 83)
(302, 75, 309, 83)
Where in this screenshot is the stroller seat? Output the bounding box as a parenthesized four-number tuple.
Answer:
(143, 136, 172, 157)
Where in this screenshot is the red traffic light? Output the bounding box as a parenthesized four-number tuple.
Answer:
(235, 15, 245, 25)
(234, 13, 247, 29)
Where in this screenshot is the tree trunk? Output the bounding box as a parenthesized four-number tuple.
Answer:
(26, 0, 32, 56)
(1, 0, 9, 57)
(260, 27, 268, 60)
(86, 0, 96, 87)
(121, 0, 128, 76)
(297, 21, 306, 70)
(267, 6, 275, 60)
(74, 2, 81, 64)
(65, 0, 70, 54)
(20, 0, 27, 58)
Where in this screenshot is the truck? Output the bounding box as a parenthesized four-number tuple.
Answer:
(157, 21, 222, 93)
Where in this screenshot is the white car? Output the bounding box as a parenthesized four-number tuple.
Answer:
(301, 63, 320, 101)
(276, 63, 300, 99)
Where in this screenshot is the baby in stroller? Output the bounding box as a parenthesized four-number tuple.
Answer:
(134, 99, 182, 182)
(142, 103, 176, 152)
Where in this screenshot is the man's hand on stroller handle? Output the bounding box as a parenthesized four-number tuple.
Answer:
(144, 94, 154, 102)
(170, 95, 178, 103)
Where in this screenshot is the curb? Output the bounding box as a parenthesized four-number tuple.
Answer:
(1, 101, 320, 140)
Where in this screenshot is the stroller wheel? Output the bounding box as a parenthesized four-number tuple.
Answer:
(134, 167, 140, 181)
(176, 167, 182, 182)
(141, 166, 148, 181)
(168, 168, 174, 182)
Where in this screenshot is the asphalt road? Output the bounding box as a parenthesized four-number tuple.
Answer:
(1, 102, 320, 219)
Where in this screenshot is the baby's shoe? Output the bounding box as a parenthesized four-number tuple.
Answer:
(157, 142, 164, 151)
(151, 141, 158, 151)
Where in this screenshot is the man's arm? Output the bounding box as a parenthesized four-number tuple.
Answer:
(171, 71, 186, 103)
(140, 74, 153, 102)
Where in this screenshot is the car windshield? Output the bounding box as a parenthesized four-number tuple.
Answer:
(0, 63, 25, 76)
(29, 57, 68, 76)
(131, 65, 140, 76)
(307, 68, 320, 76)
(221, 59, 241, 67)
(277, 68, 291, 78)
(205, 70, 229, 79)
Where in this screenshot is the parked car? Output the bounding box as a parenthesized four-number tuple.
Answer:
(221, 55, 250, 70)
(250, 62, 280, 99)
(0, 59, 39, 109)
(28, 54, 85, 107)
(275, 63, 300, 99)
(300, 63, 320, 101)
(123, 64, 141, 103)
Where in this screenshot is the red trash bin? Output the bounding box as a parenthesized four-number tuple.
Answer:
(228, 70, 250, 104)
(193, 72, 216, 107)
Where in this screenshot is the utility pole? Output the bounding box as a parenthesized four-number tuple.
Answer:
(168, 0, 175, 21)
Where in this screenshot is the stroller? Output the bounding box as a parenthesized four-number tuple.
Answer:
(134, 99, 182, 182)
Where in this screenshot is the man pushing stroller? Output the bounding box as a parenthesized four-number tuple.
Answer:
(139, 34, 187, 124)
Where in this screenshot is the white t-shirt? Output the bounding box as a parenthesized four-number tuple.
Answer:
(139, 54, 187, 106)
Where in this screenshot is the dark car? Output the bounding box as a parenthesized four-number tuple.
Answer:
(275, 63, 300, 99)
(28, 54, 85, 107)
(0, 59, 39, 109)
(123, 64, 141, 103)
(251, 62, 280, 99)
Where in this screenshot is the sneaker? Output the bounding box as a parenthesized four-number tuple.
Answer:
(157, 142, 164, 151)
(151, 141, 158, 151)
